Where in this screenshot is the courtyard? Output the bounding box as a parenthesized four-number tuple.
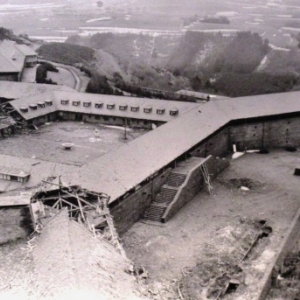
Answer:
(0, 121, 146, 166)
(122, 150, 300, 299)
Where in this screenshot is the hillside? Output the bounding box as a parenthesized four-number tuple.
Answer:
(42, 30, 300, 97)
(36, 42, 126, 80)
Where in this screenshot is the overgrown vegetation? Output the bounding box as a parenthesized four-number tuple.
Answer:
(37, 42, 95, 65)
(35, 62, 58, 85)
(52, 30, 300, 97)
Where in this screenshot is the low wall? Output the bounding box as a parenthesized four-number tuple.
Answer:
(110, 169, 171, 236)
(162, 156, 229, 222)
(256, 206, 300, 300)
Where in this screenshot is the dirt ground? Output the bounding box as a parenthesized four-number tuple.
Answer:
(0, 121, 146, 166)
(122, 150, 300, 299)
(47, 67, 76, 88)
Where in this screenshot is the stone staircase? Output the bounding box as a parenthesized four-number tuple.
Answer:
(165, 173, 186, 188)
(143, 175, 186, 222)
(143, 186, 179, 222)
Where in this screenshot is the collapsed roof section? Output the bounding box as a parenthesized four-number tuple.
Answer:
(0, 209, 144, 300)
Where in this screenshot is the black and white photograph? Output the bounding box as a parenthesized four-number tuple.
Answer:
(1, 0, 300, 299)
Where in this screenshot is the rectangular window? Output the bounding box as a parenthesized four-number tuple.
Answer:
(61, 100, 69, 105)
(170, 110, 178, 116)
(83, 102, 91, 107)
(144, 108, 152, 113)
(45, 101, 53, 106)
(107, 104, 115, 109)
(157, 109, 165, 115)
(131, 106, 139, 112)
(119, 105, 128, 111)
(72, 101, 80, 106)
(95, 103, 103, 108)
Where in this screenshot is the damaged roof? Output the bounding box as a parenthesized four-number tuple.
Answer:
(0, 209, 143, 300)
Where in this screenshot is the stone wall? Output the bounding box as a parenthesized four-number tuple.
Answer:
(256, 206, 300, 300)
(110, 169, 171, 235)
(190, 127, 230, 158)
(229, 115, 300, 151)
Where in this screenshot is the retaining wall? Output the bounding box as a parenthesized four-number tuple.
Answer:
(162, 156, 229, 222)
(110, 169, 171, 236)
(230, 115, 300, 151)
(255, 206, 300, 300)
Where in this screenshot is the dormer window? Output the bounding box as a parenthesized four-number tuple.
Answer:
(170, 109, 179, 116)
(38, 102, 45, 108)
(72, 101, 80, 106)
(119, 104, 128, 111)
(156, 108, 165, 115)
(107, 104, 115, 109)
(45, 100, 53, 106)
(83, 101, 91, 107)
(20, 107, 28, 113)
(131, 106, 139, 112)
(61, 100, 69, 105)
(95, 103, 103, 109)
(144, 107, 152, 113)
(29, 104, 37, 110)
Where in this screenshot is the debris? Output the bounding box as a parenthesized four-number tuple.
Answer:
(240, 186, 250, 191)
(232, 152, 245, 160)
(33, 180, 126, 256)
(61, 142, 74, 150)
(258, 148, 269, 154)
(285, 146, 297, 152)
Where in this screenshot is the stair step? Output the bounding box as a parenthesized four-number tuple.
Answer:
(166, 173, 187, 187)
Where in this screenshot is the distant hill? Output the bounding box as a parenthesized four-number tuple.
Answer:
(0, 27, 31, 44)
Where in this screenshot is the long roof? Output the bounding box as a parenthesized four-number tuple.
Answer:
(67, 90, 300, 202)
(8, 88, 300, 203)
(10, 91, 200, 122)
(68, 101, 230, 201)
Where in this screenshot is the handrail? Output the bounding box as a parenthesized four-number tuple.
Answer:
(162, 155, 212, 222)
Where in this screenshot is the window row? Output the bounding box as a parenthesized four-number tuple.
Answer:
(20, 100, 53, 113)
(60, 100, 179, 116)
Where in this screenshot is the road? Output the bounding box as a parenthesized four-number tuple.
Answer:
(38, 59, 84, 92)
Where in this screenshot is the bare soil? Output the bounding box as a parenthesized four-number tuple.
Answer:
(122, 150, 300, 299)
(0, 121, 146, 166)
(47, 67, 76, 88)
